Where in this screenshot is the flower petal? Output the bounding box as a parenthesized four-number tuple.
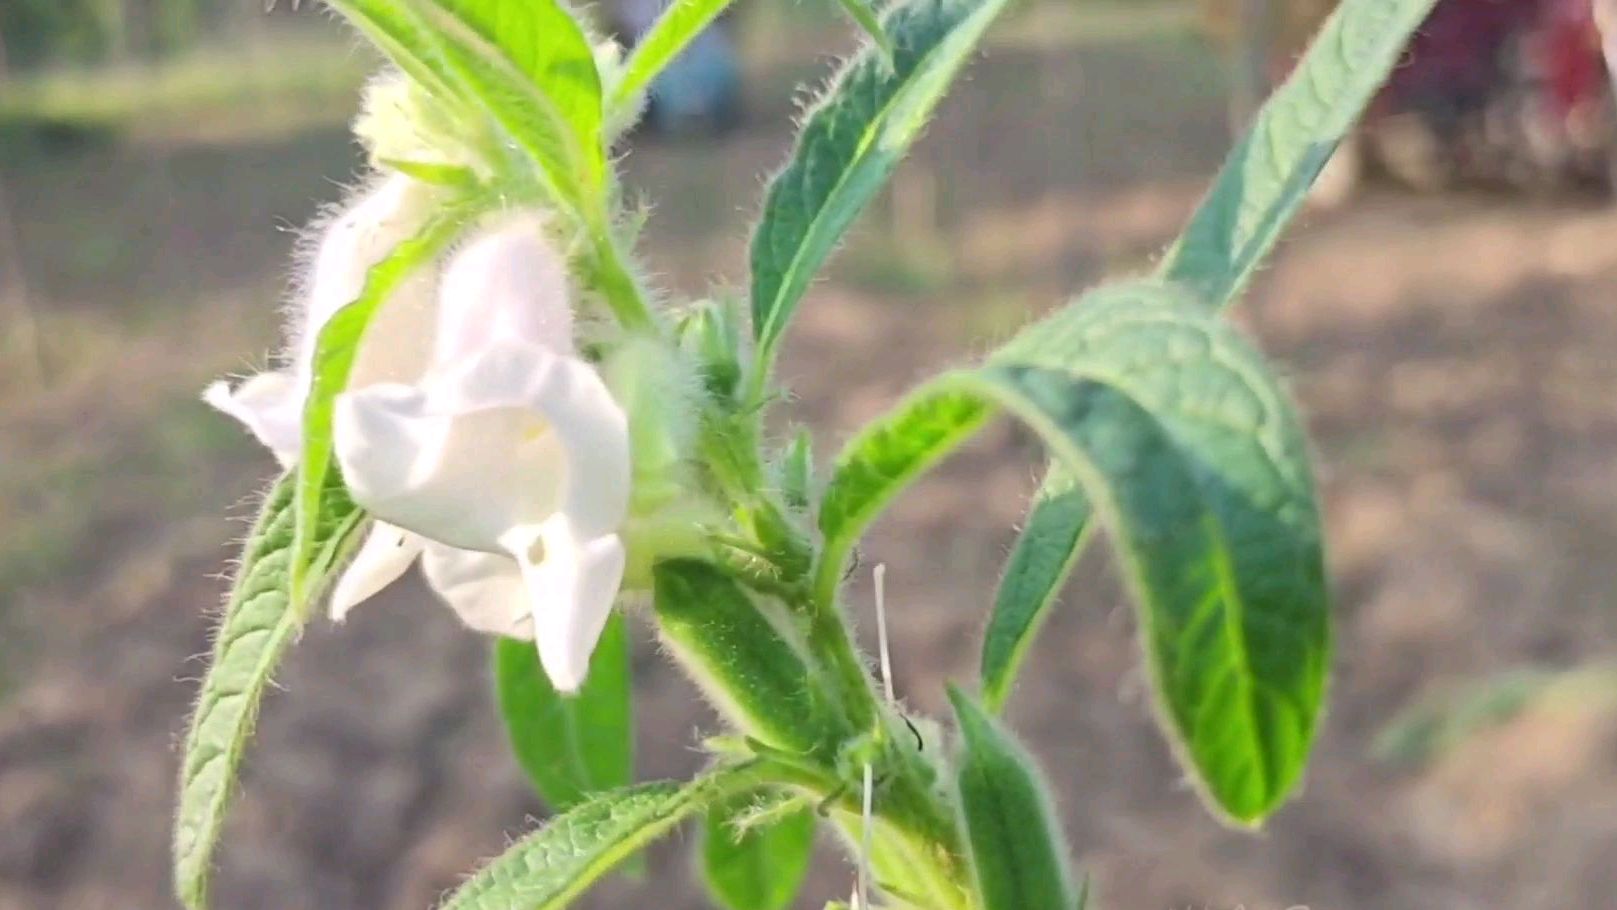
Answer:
(420, 543, 533, 639)
(330, 522, 423, 620)
(334, 380, 567, 552)
(333, 338, 629, 551)
(202, 371, 303, 466)
(434, 217, 572, 364)
(296, 174, 440, 389)
(501, 517, 626, 693)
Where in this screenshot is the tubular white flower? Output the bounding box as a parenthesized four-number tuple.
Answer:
(204, 181, 632, 692)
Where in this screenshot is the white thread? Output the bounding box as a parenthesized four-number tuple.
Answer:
(858, 565, 893, 906)
(874, 563, 894, 704)
(858, 761, 875, 910)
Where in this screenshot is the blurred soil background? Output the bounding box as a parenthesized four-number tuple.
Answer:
(4, 1, 1617, 908)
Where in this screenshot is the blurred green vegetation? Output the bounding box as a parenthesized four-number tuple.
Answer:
(4, 0, 253, 70)
(0, 2, 370, 150)
(0, 40, 370, 150)
(1375, 665, 1617, 768)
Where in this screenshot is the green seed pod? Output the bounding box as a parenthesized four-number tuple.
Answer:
(947, 685, 1078, 910)
(655, 560, 841, 757)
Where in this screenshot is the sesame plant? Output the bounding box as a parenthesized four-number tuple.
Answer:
(176, 0, 1441, 908)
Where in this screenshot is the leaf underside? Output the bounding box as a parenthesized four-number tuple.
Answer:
(174, 473, 363, 910)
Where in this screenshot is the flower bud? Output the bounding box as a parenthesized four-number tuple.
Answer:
(353, 72, 490, 178)
(677, 297, 744, 400)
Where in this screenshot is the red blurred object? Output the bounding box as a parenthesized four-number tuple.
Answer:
(1287, 0, 1616, 196)
(1534, 0, 1605, 118)
(1382, 0, 1543, 108)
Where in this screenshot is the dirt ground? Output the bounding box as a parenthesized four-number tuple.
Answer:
(5, 8, 1617, 910)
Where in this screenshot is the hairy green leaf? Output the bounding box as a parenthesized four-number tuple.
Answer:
(701, 798, 816, 910)
(434, 0, 601, 139)
(978, 284, 1211, 712)
(654, 560, 841, 757)
(815, 388, 991, 605)
(980, 464, 1094, 713)
(971, 360, 1327, 822)
(324, 0, 465, 102)
(402, 0, 604, 206)
(439, 767, 763, 910)
(495, 614, 634, 812)
(948, 686, 1075, 910)
(610, 0, 738, 117)
(174, 474, 364, 910)
(1161, 0, 1442, 304)
(990, 0, 1438, 715)
(749, 0, 1011, 366)
(292, 203, 474, 601)
(984, 286, 1328, 821)
(826, 284, 1329, 822)
(835, 0, 895, 61)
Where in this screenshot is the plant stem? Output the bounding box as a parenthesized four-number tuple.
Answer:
(801, 590, 974, 909)
(583, 213, 655, 331)
(664, 539, 973, 905)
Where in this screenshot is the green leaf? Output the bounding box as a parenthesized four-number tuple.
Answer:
(1160, 0, 1442, 305)
(990, 0, 1438, 716)
(402, 0, 605, 206)
(825, 283, 1330, 822)
(653, 560, 842, 757)
(292, 203, 474, 602)
(749, 0, 1012, 367)
(948, 685, 1076, 910)
(968, 360, 1327, 822)
(324, 0, 466, 102)
(979, 464, 1094, 713)
(173, 474, 365, 910)
(835, 0, 895, 62)
(439, 767, 764, 910)
(984, 285, 1329, 821)
(494, 614, 634, 812)
(434, 0, 602, 140)
(609, 0, 739, 117)
(815, 388, 992, 606)
(1372, 667, 1560, 768)
(379, 158, 480, 189)
(701, 798, 816, 910)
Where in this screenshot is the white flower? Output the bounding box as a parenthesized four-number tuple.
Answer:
(205, 175, 631, 692)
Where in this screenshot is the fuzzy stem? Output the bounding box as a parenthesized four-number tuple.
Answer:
(660, 546, 973, 906)
(799, 588, 974, 908)
(581, 212, 655, 331)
